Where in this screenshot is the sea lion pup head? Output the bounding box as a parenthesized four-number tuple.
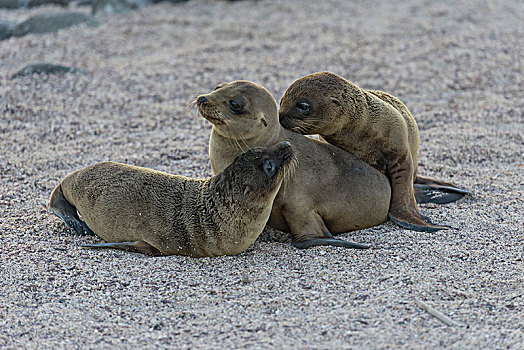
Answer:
(215, 141, 295, 203)
(279, 72, 350, 136)
(196, 80, 278, 140)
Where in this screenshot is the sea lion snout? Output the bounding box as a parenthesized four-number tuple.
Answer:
(269, 141, 295, 176)
(195, 94, 226, 125)
(278, 141, 294, 162)
(271, 141, 293, 159)
(279, 108, 314, 134)
(278, 111, 293, 129)
(197, 96, 207, 105)
(273, 140, 291, 151)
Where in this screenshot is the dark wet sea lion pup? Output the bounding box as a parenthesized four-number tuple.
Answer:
(195, 80, 391, 249)
(279, 71, 470, 232)
(49, 142, 295, 257)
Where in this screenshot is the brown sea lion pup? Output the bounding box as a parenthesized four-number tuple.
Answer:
(49, 142, 295, 257)
(195, 80, 391, 249)
(279, 71, 471, 233)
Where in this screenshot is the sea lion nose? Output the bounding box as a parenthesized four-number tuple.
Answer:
(197, 96, 207, 105)
(279, 141, 294, 158)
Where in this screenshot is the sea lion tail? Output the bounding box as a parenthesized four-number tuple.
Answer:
(49, 184, 95, 236)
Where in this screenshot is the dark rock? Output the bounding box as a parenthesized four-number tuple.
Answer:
(76, 0, 94, 6)
(0, 0, 71, 8)
(0, 20, 16, 41)
(0, 0, 27, 9)
(92, 0, 150, 15)
(11, 63, 83, 79)
(27, 0, 72, 7)
(13, 12, 99, 38)
(150, 0, 189, 3)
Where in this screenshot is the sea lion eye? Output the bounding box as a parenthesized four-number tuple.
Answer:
(228, 100, 244, 113)
(214, 84, 225, 91)
(263, 159, 276, 176)
(296, 101, 311, 115)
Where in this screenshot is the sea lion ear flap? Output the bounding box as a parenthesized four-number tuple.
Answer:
(243, 186, 252, 198)
(257, 111, 268, 127)
(330, 97, 342, 106)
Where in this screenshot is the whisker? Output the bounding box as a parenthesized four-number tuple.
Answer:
(299, 120, 318, 128)
(239, 137, 252, 152)
(232, 136, 246, 153)
(228, 127, 251, 154)
(303, 117, 323, 123)
(186, 95, 200, 119)
(282, 150, 299, 193)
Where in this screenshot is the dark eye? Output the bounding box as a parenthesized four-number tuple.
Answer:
(214, 84, 224, 91)
(296, 101, 311, 115)
(263, 159, 276, 176)
(229, 100, 243, 113)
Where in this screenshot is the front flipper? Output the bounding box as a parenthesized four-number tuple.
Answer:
(414, 175, 472, 204)
(293, 238, 370, 249)
(81, 241, 164, 256)
(283, 210, 370, 250)
(388, 213, 452, 233)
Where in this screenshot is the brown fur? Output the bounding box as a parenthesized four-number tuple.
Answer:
(49, 143, 293, 257)
(196, 80, 391, 244)
(279, 72, 458, 232)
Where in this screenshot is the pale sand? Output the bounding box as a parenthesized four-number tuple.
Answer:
(1, 0, 523, 348)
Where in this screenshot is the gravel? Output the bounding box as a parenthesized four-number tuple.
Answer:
(1, 0, 523, 348)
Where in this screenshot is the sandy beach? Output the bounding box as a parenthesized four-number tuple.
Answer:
(1, 0, 523, 348)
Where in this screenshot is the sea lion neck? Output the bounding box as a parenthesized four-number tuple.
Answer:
(209, 124, 281, 174)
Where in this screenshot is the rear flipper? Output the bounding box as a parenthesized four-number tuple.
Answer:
(49, 184, 95, 236)
(81, 241, 164, 256)
(414, 175, 472, 204)
(293, 238, 370, 249)
(414, 184, 469, 204)
(388, 154, 451, 232)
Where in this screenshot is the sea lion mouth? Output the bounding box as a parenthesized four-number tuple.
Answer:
(198, 107, 226, 125)
(201, 112, 225, 125)
(279, 113, 314, 135)
(279, 111, 299, 127)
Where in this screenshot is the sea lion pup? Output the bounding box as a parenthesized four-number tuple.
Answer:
(49, 142, 294, 257)
(279, 72, 470, 233)
(195, 80, 391, 249)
